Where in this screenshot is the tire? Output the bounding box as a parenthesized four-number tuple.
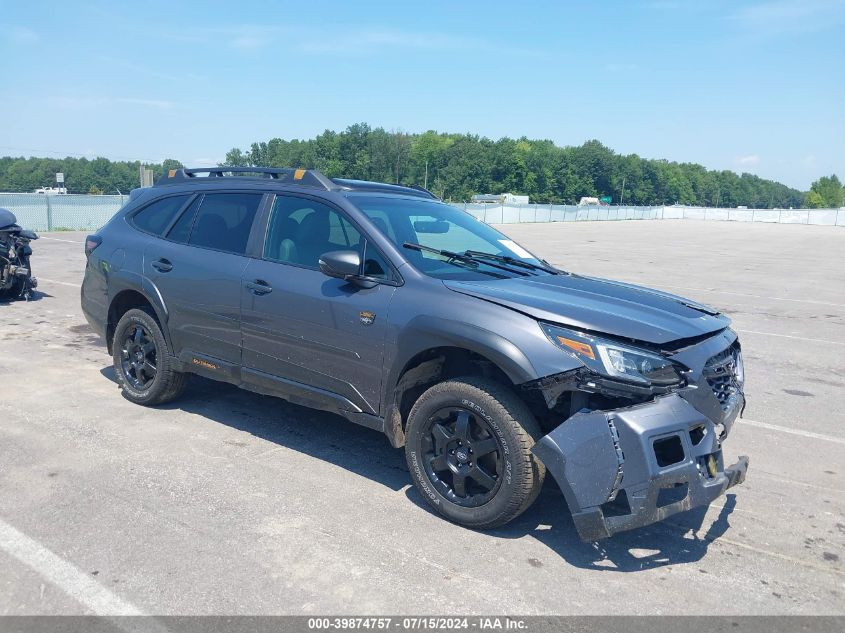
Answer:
(112, 307, 187, 406)
(404, 376, 545, 529)
(1, 256, 28, 300)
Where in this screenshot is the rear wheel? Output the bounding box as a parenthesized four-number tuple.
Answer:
(405, 376, 545, 529)
(112, 307, 187, 405)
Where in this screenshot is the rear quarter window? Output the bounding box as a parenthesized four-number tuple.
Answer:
(130, 195, 191, 235)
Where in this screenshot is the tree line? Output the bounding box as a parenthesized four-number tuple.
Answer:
(2, 124, 842, 208)
(0, 156, 183, 195)
(224, 124, 813, 208)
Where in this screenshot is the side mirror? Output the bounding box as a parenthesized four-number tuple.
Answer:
(319, 250, 376, 288)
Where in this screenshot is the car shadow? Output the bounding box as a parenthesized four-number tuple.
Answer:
(495, 488, 735, 571)
(404, 482, 737, 571)
(98, 370, 411, 491)
(99, 368, 737, 570)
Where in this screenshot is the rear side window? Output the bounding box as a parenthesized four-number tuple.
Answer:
(188, 193, 263, 254)
(131, 195, 190, 235)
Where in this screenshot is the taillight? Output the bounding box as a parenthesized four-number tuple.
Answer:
(85, 235, 102, 257)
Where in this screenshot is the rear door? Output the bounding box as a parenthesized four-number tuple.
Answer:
(144, 191, 265, 366)
(240, 194, 398, 414)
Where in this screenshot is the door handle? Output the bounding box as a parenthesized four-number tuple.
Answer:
(151, 258, 173, 272)
(245, 279, 273, 295)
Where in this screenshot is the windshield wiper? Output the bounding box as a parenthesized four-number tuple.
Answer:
(462, 250, 561, 275)
(402, 242, 530, 277)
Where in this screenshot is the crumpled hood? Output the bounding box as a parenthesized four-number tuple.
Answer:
(444, 274, 730, 345)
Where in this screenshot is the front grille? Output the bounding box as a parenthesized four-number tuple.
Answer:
(704, 344, 742, 410)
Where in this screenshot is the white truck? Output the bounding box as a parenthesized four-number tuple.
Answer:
(471, 193, 530, 205)
(34, 186, 67, 195)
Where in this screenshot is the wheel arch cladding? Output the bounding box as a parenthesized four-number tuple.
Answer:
(391, 316, 538, 388)
(381, 316, 540, 447)
(106, 286, 170, 355)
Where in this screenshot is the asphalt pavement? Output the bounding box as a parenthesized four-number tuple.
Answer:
(0, 220, 842, 616)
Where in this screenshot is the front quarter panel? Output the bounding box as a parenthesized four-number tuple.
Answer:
(382, 280, 582, 408)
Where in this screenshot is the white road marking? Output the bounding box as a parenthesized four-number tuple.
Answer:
(0, 517, 145, 615)
(656, 284, 845, 308)
(735, 328, 845, 346)
(39, 236, 84, 244)
(37, 277, 81, 288)
(740, 418, 845, 445)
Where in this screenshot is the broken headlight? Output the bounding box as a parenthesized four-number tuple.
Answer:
(541, 323, 685, 387)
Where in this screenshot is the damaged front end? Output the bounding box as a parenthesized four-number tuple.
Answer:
(526, 327, 749, 542)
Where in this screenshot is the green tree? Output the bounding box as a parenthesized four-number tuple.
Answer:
(804, 190, 825, 208)
(809, 175, 843, 208)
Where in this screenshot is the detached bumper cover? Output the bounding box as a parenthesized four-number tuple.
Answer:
(532, 393, 748, 542)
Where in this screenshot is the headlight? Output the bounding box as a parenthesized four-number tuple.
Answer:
(541, 323, 684, 386)
(734, 349, 745, 388)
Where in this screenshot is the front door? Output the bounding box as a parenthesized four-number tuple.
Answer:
(240, 194, 397, 414)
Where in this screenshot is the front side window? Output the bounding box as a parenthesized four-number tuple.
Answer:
(263, 195, 392, 280)
(362, 242, 390, 278)
(131, 195, 190, 236)
(187, 193, 262, 255)
(264, 196, 360, 269)
(348, 194, 547, 280)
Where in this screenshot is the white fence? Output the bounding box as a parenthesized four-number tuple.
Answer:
(0, 193, 842, 232)
(455, 202, 845, 226)
(0, 193, 127, 231)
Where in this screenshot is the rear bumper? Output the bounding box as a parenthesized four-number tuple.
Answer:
(80, 279, 108, 342)
(532, 392, 748, 542)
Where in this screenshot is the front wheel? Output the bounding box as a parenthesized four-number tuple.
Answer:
(404, 376, 545, 529)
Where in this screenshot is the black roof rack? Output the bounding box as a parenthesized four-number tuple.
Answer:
(155, 167, 338, 191)
(330, 178, 437, 199)
(155, 166, 438, 199)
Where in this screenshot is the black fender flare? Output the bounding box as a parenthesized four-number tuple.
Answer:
(383, 315, 539, 409)
(106, 270, 174, 352)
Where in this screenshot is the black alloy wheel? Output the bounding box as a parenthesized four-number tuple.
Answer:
(422, 406, 504, 508)
(120, 323, 157, 390)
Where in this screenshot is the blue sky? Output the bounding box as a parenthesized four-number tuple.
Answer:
(1, 0, 843, 190)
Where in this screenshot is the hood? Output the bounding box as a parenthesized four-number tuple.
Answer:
(444, 274, 729, 345)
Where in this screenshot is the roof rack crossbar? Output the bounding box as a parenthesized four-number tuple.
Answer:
(156, 167, 338, 191)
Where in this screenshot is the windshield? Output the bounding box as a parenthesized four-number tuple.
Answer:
(347, 194, 551, 280)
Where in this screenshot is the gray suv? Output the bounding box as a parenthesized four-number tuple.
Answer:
(81, 167, 748, 541)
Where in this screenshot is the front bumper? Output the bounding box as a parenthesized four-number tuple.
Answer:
(532, 392, 748, 542)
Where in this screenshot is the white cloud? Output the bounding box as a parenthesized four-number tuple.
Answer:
(297, 28, 490, 55)
(605, 63, 639, 73)
(729, 0, 845, 35)
(97, 57, 204, 83)
(151, 24, 535, 57)
(116, 98, 176, 110)
(229, 34, 269, 50)
(53, 96, 178, 111)
(2, 26, 39, 43)
(736, 154, 761, 167)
